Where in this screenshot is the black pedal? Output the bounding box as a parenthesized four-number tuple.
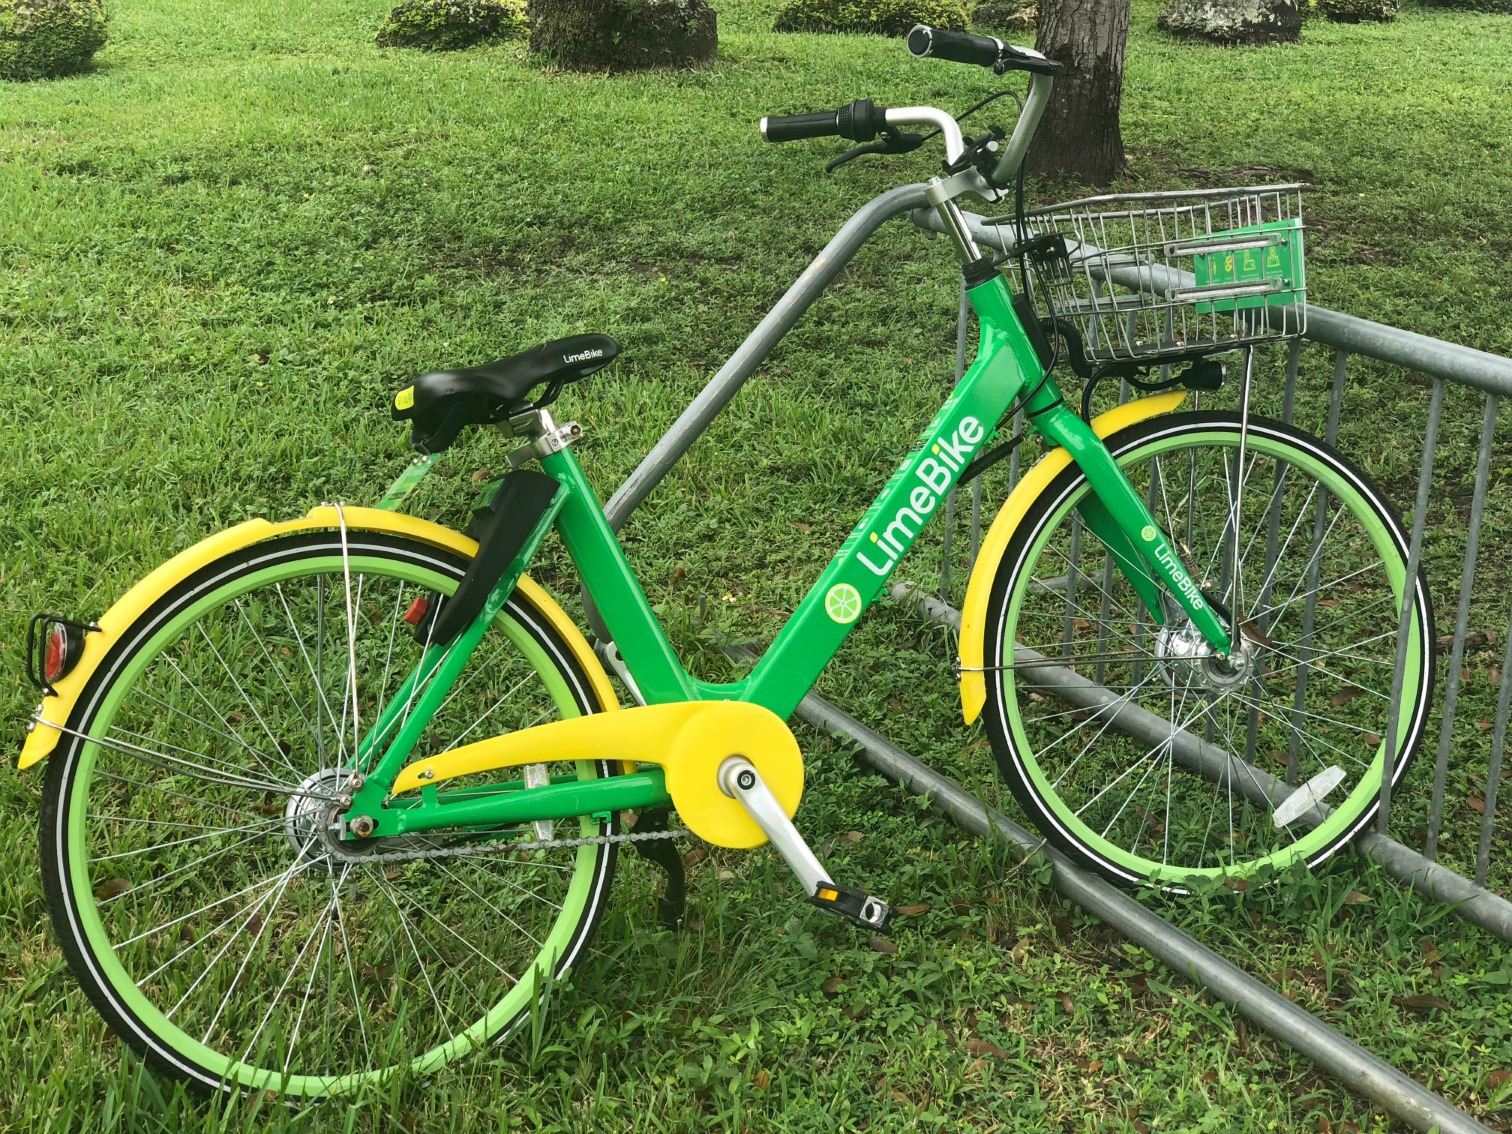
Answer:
(809, 882, 893, 933)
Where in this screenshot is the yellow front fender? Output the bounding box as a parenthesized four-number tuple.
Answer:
(19, 507, 615, 768)
(958, 391, 1188, 724)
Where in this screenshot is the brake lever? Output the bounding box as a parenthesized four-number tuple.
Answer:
(825, 128, 926, 174)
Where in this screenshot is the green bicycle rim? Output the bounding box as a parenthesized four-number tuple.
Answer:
(58, 545, 607, 1096)
(995, 420, 1427, 888)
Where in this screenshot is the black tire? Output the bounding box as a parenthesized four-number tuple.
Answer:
(40, 530, 618, 1097)
(981, 413, 1434, 890)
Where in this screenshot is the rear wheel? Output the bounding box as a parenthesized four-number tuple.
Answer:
(982, 413, 1434, 890)
(40, 530, 618, 1097)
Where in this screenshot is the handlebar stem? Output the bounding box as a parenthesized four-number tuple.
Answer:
(990, 71, 1053, 185)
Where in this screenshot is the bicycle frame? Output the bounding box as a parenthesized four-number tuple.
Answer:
(345, 270, 1233, 833)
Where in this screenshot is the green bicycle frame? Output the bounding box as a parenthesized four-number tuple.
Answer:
(347, 270, 1232, 829)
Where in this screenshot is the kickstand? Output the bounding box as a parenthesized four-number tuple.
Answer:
(630, 808, 687, 930)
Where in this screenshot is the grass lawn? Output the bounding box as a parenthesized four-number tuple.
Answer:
(2, 0, 1510, 1130)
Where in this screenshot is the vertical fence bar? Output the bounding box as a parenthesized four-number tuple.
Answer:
(1425, 392, 1501, 858)
(1377, 378, 1443, 834)
(1287, 352, 1348, 783)
(1477, 605, 1512, 887)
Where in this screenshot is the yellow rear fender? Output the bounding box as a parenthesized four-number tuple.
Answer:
(18, 507, 615, 768)
(958, 391, 1188, 724)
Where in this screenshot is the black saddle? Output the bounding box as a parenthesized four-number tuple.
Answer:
(392, 333, 619, 453)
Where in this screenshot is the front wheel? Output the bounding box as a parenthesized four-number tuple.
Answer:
(40, 529, 619, 1097)
(982, 413, 1434, 890)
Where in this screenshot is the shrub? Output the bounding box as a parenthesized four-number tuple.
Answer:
(1415, 0, 1512, 11)
(1312, 0, 1397, 21)
(973, 0, 1035, 32)
(772, 0, 971, 36)
(0, 0, 106, 81)
(375, 0, 527, 50)
(1157, 0, 1302, 45)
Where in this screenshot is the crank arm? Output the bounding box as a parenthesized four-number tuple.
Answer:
(717, 757, 893, 933)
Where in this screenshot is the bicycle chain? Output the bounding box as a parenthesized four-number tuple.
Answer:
(322, 823, 690, 866)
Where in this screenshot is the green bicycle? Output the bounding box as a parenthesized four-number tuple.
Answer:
(22, 27, 1433, 1098)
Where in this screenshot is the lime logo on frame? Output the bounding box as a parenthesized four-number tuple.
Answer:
(1141, 525, 1157, 542)
(825, 584, 863, 625)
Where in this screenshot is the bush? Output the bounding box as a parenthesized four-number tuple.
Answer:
(529, 0, 717, 71)
(1157, 0, 1302, 44)
(772, 0, 970, 35)
(973, 0, 1035, 32)
(1311, 0, 1397, 21)
(375, 0, 526, 50)
(0, 0, 106, 80)
(1415, 0, 1512, 11)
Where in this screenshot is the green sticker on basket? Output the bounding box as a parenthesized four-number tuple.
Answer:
(1191, 217, 1304, 315)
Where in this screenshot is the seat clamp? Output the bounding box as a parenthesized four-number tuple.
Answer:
(506, 408, 585, 468)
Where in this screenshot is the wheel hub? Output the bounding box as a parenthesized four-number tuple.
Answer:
(1155, 620, 1259, 697)
(283, 768, 349, 862)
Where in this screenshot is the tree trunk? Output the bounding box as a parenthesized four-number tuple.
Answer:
(529, 0, 718, 71)
(1028, 0, 1131, 185)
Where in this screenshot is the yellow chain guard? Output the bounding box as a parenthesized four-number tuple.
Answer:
(393, 700, 803, 849)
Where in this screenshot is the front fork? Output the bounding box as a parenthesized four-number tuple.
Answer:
(1029, 396, 1233, 655)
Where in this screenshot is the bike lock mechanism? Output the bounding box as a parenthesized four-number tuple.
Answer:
(717, 757, 894, 932)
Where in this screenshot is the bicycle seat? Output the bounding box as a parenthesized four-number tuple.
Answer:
(392, 333, 619, 453)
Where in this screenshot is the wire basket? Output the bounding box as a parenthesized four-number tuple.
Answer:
(1021, 185, 1307, 365)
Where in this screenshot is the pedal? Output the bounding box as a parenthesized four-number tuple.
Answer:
(809, 883, 893, 933)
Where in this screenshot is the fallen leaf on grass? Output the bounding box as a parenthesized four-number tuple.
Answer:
(821, 977, 845, 997)
(1420, 938, 1441, 966)
(1485, 1069, 1511, 1092)
(1395, 993, 1452, 1013)
(1330, 686, 1367, 708)
(93, 877, 132, 902)
(1343, 890, 1373, 905)
(752, 1068, 771, 1090)
(681, 846, 707, 868)
(868, 935, 898, 955)
(964, 1038, 1009, 1059)
(894, 902, 933, 917)
(1362, 731, 1383, 747)
(1060, 994, 1074, 1015)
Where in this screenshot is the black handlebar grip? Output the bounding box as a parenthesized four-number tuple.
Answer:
(760, 110, 843, 143)
(907, 24, 1064, 75)
(906, 24, 1003, 67)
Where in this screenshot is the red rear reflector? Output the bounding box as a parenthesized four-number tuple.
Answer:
(44, 622, 71, 684)
(403, 596, 430, 626)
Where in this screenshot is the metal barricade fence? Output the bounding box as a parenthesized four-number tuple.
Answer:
(914, 207, 1511, 936)
(605, 185, 1507, 1129)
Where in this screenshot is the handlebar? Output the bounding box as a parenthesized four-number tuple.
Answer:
(758, 25, 1060, 189)
(904, 25, 1062, 77)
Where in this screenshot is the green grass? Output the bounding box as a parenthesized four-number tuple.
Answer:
(3, 0, 1512, 1129)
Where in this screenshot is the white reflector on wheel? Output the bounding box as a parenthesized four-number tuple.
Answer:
(1272, 765, 1346, 828)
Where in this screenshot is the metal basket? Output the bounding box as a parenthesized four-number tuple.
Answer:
(1021, 184, 1307, 365)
